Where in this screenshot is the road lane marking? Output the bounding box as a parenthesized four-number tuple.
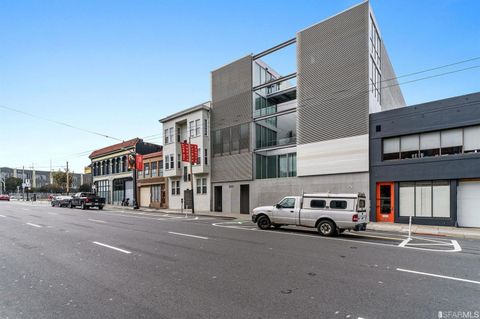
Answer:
(92, 241, 131, 254)
(398, 238, 411, 247)
(26, 223, 42, 228)
(88, 219, 106, 223)
(397, 268, 480, 285)
(0, 214, 6, 218)
(168, 232, 208, 240)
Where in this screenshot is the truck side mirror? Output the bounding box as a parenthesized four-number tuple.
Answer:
(275, 204, 281, 209)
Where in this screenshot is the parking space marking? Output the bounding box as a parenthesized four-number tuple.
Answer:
(168, 232, 209, 240)
(397, 268, 480, 285)
(26, 222, 42, 228)
(92, 241, 131, 254)
(342, 232, 404, 241)
(88, 219, 106, 223)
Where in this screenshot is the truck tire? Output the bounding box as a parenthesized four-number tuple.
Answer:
(257, 215, 271, 230)
(98, 205, 103, 210)
(317, 220, 337, 237)
(81, 202, 86, 210)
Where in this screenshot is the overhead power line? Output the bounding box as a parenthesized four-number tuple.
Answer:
(0, 105, 123, 142)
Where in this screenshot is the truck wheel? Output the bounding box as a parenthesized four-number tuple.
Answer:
(81, 202, 86, 210)
(317, 220, 337, 237)
(257, 216, 271, 230)
(98, 205, 103, 210)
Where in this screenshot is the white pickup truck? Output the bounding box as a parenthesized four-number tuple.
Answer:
(250, 193, 368, 236)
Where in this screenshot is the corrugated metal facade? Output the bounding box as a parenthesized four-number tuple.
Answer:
(379, 41, 406, 110)
(297, 2, 370, 145)
(211, 55, 253, 182)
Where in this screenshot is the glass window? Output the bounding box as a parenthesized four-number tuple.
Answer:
(189, 121, 194, 137)
(464, 125, 480, 153)
(196, 178, 202, 194)
(165, 129, 169, 144)
(330, 200, 347, 210)
(204, 119, 208, 136)
(169, 128, 174, 144)
(201, 178, 206, 193)
(183, 167, 188, 182)
(204, 149, 208, 165)
(432, 181, 450, 218)
(278, 155, 288, 178)
(177, 128, 181, 143)
(278, 198, 295, 209)
(213, 130, 222, 156)
(144, 163, 150, 178)
(288, 153, 297, 177)
(441, 129, 463, 155)
(222, 127, 230, 155)
(240, 124, 249, 152)
(151, 162, 157, 177)
(170, 154, 174, 170)
(415, 181, 432, 217)
(231, 125, 240, 154)
(165, 156, 169, 170)
(171, 181, 175, 195)
(177, 154, 181, 169)
(195, 119, 200, 136)
(400, 135, 419, 159)
(383, 137, 400, 160)
(267, 156, 277, 179)
(255, 112, 296, 149)
(420, 132, 440, 157)
(310, 200, 326, 209)
(176, 181, 180, 195)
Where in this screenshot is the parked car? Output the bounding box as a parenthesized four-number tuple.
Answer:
(0, 194, 10, 201)
(250, 193, 368, 237)
(69, 192, 105, 210)
(51, 195, 73, 207)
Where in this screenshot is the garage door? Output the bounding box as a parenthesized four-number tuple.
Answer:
(139, 187, 151, 208)
(457, 181, 480, 227)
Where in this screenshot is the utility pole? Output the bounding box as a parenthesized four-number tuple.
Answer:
(22, 165, 25, 201)
(189, 136, 195, 215)
(66, 161, 69, 194)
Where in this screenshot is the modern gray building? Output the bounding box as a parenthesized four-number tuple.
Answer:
(370, 92, 480, 227)
(0, 166, 85, 190)
(210, 1, 405, 214)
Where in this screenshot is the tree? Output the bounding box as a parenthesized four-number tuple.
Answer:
(5, 177, 22, 193)
(52, 171, 73, 192)
(78, 184, 92, 192)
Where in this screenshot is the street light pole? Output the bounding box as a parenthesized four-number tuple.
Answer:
(189, 136, 195, 215)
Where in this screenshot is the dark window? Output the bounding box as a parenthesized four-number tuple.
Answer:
(183, 167, 188, 182)
(310, 200, 326, 209)
(330, 200, 347, 210)
(441, 146, 462, 155)
(376, 125, 381, 132)
(204, 149, 208, 165)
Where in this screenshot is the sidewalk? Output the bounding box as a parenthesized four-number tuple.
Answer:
(104, 205, 480, 240)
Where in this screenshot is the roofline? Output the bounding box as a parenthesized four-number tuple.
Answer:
(297, 0, 368, 34)
(159, 102, 210, 123)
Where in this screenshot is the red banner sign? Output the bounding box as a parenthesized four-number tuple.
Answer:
(181, 143, 199, 164)
(135, 154, 144, 170)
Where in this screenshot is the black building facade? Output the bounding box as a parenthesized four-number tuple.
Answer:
(370, 92, 480, 227)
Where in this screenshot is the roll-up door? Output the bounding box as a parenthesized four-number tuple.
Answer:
(457, 181, 480, 227)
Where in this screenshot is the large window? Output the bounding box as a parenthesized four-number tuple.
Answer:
(399, 181, 450, 218)
(151, 162, 157, 177)
(256, 153, 296, 179)
(195, 119, 201, 137)
(96, 180, 110, 204)
(382, 125, 480, 161)
(152, 185, 161, 202)
(255, 112, 296, 149)
(212, 123, 250, 157)
(144, 163, 150, 178)
(370, 17, 381, 104)
(171, 181, 180, 196)
(196, 178, 207, 194)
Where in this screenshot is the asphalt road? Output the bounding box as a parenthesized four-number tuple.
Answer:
(0, 201, 479, 319)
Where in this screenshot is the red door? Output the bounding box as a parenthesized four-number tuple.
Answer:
(376, 182, 394, 223)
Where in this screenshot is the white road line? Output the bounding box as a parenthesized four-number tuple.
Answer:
(397, 268, 480, 285)
(88, 219, 106, 223)
(168, 232, 208, 240)
(398, 238, 411, 247)
(0, 214, 6, 218)
(26, 223, 42, 228)
(92, 241, 131, 254)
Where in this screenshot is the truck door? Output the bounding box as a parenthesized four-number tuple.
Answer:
(273, 197, 297, 225)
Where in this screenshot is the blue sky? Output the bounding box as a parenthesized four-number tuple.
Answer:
(1, 0, 479, 173)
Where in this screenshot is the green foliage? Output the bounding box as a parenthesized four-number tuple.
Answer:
(5, 177, 22, 193)
(52, 171, 73, 191)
